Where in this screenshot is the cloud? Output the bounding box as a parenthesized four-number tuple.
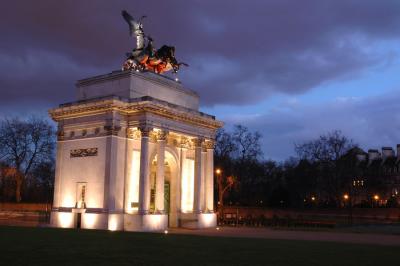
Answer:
(1, 0, 400, 108)
(0, 50, 107, 105)
(224, 90, 400, 160)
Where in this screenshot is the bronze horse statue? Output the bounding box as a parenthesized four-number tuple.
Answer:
(121, 10, 188, 74)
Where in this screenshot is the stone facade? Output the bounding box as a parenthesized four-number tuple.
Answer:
(49, 70, 223, 231)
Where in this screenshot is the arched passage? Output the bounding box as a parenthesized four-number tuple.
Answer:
(149, 148, 179, 227)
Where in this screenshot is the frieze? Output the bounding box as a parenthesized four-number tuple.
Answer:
(70, 148, 98, 158)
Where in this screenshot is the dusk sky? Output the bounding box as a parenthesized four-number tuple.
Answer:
(1, 0, 400, 160)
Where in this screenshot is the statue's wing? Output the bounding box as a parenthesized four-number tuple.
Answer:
(122, 10, 135, 35)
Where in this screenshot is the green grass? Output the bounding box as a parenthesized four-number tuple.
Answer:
(1, 226, 399, 266)
(270, 224, 400, 235)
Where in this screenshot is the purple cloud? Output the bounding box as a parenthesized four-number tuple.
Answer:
(0, 0, 400, 107)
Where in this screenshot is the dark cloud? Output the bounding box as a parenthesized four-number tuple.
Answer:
(1, 0, 400, 107)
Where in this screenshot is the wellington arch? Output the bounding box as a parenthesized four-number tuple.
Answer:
(49, 70, 223, 231)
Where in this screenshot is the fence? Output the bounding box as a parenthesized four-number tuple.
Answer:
(218, 206, 400, 227)
(1, 203, 400, 228)
(0, 203, 51, 227)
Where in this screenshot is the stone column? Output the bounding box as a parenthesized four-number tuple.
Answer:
(178, 139, 188, 213)
(193, 138, 203, 213)
(53, 127, 64, 207)
(201, 148, 207, 211)
(138, 126, 151, 214)
(103, 121, 122, 211)
(155, 130, 167, 213)
(205, 141, 214, 212)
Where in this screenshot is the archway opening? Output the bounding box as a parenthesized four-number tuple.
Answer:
(149, 150, 178, 226)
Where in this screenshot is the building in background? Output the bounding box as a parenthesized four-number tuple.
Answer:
(350, 145, 400, 206)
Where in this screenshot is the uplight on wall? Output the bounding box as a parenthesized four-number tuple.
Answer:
(59, 212, 74, 228)
(61, 194, 75, 208)
(108, 214, 120, 231)
(82, 213, 98, 229)
(200, 213, 216, 227)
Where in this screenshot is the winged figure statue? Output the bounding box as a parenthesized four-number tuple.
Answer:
(121, 10, 188, 74)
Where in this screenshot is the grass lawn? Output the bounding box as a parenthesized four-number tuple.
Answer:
(271, 224, 400, 235)
(1, 226, 399, 266)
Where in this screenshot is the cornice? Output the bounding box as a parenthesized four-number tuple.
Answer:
(49, 98, 223, 130)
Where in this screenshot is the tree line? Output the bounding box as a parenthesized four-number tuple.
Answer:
(215, 126, 398, 208)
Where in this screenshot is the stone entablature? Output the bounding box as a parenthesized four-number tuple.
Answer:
(50, 96, 222, 142)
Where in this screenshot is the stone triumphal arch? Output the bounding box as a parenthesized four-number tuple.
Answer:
(49, 70, 222, 231)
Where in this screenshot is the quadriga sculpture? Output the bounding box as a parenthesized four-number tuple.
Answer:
(121, 10, 188, 74)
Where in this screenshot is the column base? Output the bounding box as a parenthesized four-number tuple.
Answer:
(124, 213, 168, 232)
(180, 212, 217, 229)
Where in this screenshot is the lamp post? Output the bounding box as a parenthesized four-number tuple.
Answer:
(215, 168, 222, 224)
(343, 193, 352, 225)
(373, 194, 379, 208)
(215, 168, 235, 225)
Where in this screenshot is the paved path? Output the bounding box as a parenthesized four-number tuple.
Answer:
(169, 227, 400, 246)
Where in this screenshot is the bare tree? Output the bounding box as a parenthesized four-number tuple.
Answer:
(0, 117, 55, 202)
(295, 130, 354, 163)
(295, 130, 357, 205)
(233, 125, 263, 161)
(215, 128, 237, 159)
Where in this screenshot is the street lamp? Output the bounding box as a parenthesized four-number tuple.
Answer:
(373, 194, 380, 207)
(343, 193, 352, 225)
(215, 168, 223, 224)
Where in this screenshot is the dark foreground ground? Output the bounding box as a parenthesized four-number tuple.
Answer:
(1, 226, 399, 266)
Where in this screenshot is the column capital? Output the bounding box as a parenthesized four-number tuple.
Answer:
(193, 137, 204, 148)
(157, 130, 168, 141)
(138, 125, 152, 137)
(57, 130, 65, 141)
(180, 136, 190, 149)
(205, 140, 215, 150)
(104, 125, 121, 136)
(127, 128, 141, 140)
